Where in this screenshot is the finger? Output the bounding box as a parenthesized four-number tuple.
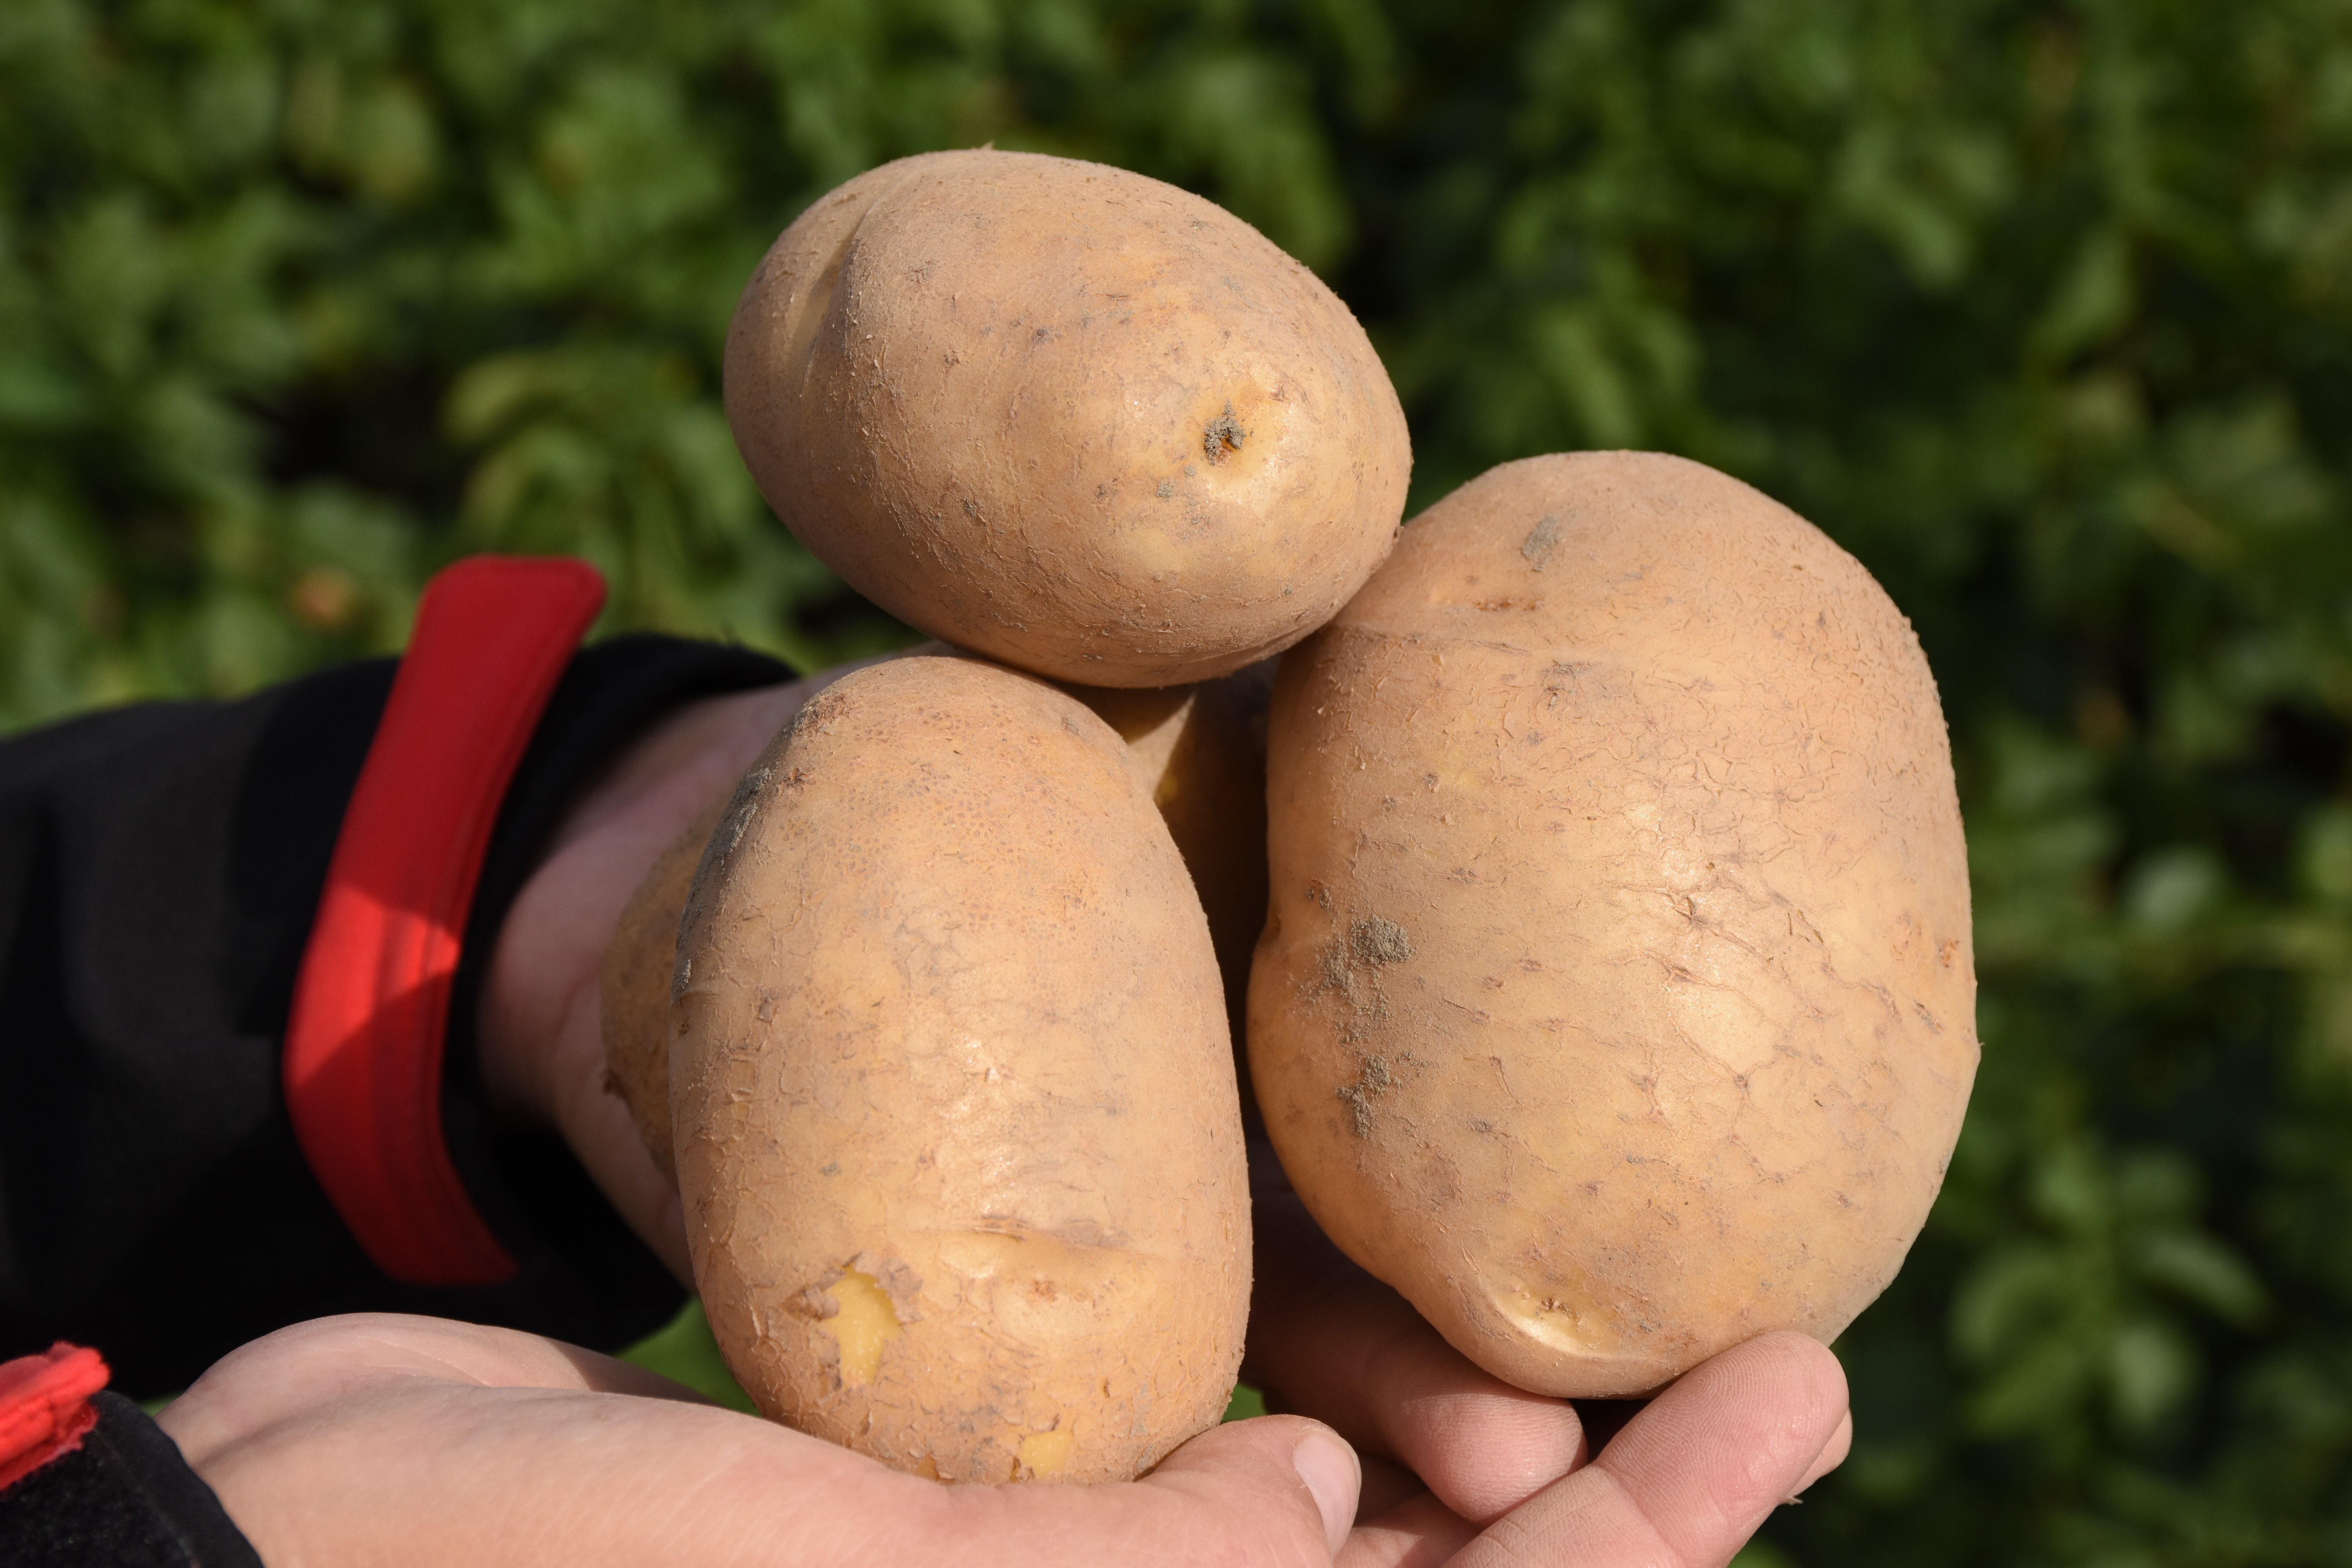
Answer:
(1447, 1332, 1848, 1568)
(1134, 1413, 1360, 1559)
(161, 1314, 566, 1467)
(1592, 1332, 1847, 1559)
(1358, 1454, 1431, 1521)
(1793, 1408, 1852, 1496)
(1341, 1492, 1481, 1568)
(160, 1312, 708, 1465)
(1248, 1183, 1586, 1523)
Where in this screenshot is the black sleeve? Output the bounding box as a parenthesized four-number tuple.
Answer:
(0, 635, 793, 1397)
(0, 1393, 261, 1568)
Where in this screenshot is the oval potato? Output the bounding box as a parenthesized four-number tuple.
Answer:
(671, 655, 1249, 1481)
(723, 149, 1410, 687)
(1250, 451, 1978, 1397)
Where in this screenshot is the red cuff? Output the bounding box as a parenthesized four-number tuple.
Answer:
(285, 555, 606, 1286)
(0, 1344, 108, 1492)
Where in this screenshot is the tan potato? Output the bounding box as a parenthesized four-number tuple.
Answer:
(1058, 661, 1274, 1045)
(600, 797, 728, 1184)
(723, 148, 1410, 687)
(670, 656, 1249, 1482)
(1249, 451, 1978, 1398)
(600, 655, 1274, 1171)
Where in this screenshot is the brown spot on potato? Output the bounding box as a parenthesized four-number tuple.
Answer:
(1203, 401, 1247, 462)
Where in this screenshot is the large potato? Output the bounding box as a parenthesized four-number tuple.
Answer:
(671, 656, 1249, 1482)
(724, 149, 1410, 687)
(1250, 451, 1977, 1398)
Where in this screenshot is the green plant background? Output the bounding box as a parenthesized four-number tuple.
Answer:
(10, 0, 2352, 1560)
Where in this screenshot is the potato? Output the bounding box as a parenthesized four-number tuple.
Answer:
(670, 656, 1249, 1482)
(723, 148, 1410, 687)
(600, 655, 1274, 1171)
(1058, 660, 1274, 1045)
(600, 797, 726, 1185)
(1249, 451, 1977, 1398)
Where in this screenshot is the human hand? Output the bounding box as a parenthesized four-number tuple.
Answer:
(155, 1313, 1363, 1568)
(156, 1310, 1844, 1568)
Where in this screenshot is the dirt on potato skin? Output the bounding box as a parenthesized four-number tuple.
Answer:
(1249, 450, 1978, 1399)
(723, 148, 1410, 688)
(671, 655, 1249, 1483)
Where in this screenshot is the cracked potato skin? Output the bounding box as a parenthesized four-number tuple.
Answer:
(1249, 451, 1977, 1398)
(671, 656, 1249, 1482)
(723, 149, 1410, 687)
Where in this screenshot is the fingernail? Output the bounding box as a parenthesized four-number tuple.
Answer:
(1291, 1428, 1359, 1554)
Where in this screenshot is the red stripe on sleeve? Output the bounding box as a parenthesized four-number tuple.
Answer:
(0, 1344, 108, 1492)
(284, 555, 606, 1286)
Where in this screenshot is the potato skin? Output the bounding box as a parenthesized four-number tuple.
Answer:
(1250, 452, 1977, 1397)
(671, 656, 1249, 1482)
(724, 149, 1410, 687)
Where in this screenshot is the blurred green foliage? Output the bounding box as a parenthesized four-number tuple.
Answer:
(8, 0, 2352, 1560)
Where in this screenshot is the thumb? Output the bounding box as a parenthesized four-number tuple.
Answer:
(1119, 1414, 1361, 1563)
